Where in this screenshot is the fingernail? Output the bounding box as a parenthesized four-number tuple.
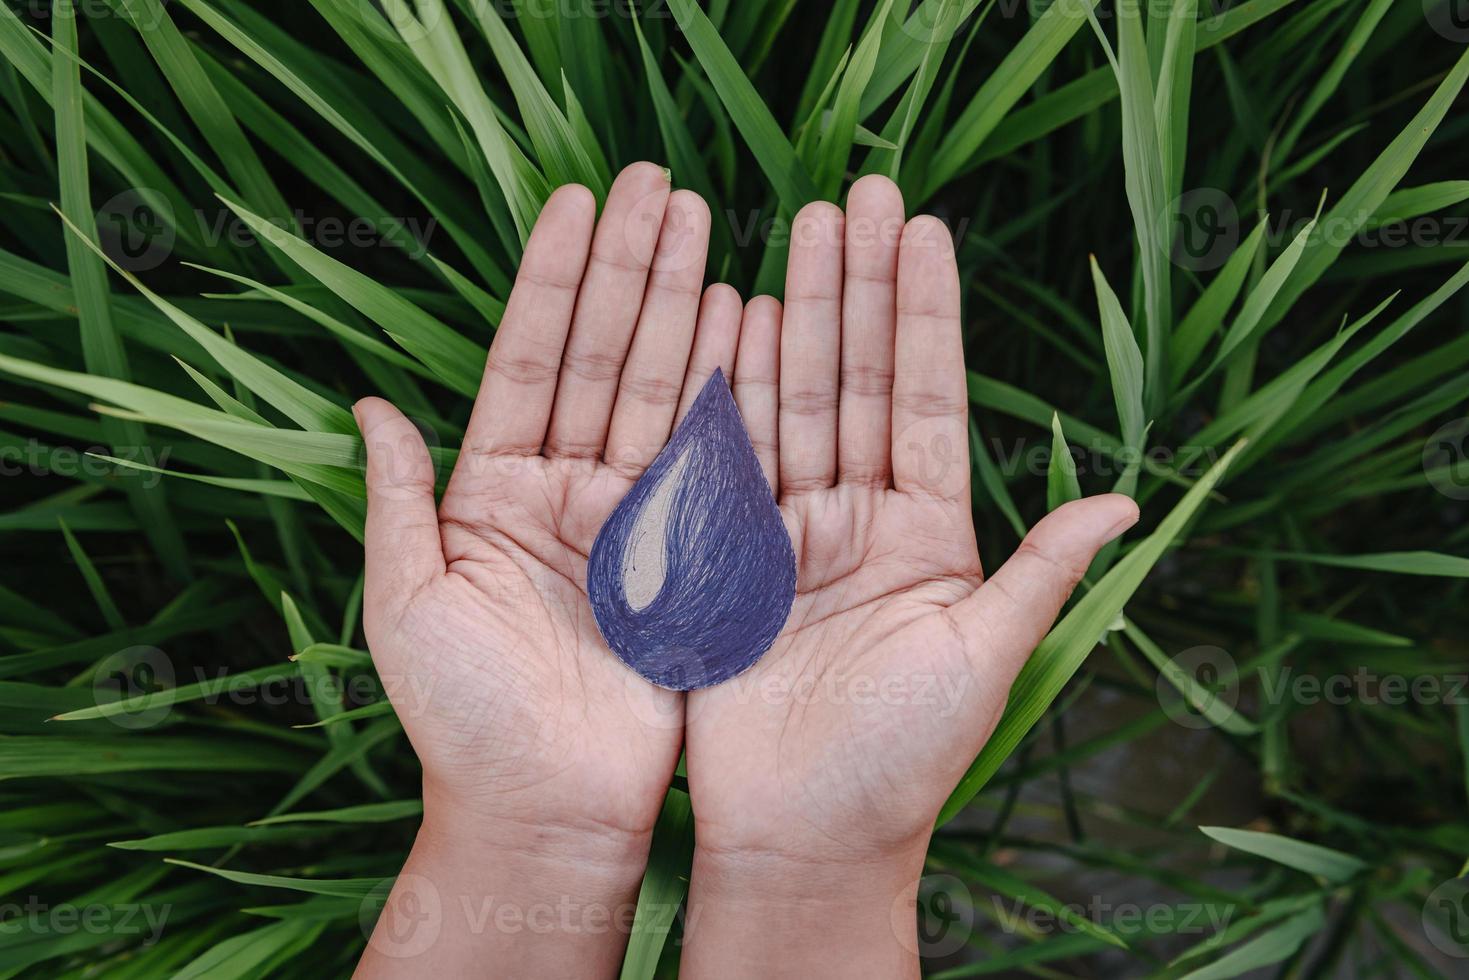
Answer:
(351, 401, 365, 432)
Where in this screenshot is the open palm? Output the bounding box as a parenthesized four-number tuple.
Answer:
(685, 178, 1138, 866)
(356, 163, 740, 840)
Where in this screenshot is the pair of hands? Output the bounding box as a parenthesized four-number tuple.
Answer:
(353, 163, 1137, 977)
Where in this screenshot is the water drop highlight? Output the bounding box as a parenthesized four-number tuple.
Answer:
(588, 370, 796, 690)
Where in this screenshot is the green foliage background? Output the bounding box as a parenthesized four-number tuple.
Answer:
(1, 0, 1468, 974)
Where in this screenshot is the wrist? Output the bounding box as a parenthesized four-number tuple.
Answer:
(420, 780, 654, 880)
(681, 837, 931, 978)
(690, 833, 930, 908)
(356, 786, 653, 977)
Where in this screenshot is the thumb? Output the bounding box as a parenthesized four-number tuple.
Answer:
(952, 494, 1138, 687)
(356, 397, 444, 614)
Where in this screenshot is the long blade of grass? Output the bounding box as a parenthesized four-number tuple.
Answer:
(51, 0, 188, 579)
(940, 441, 1246, 822)
(1261, 48, 1469, 330)
(1089, 257, 1147, 451)
(618, 786, 695, 980)
(925, 0, 1100, 196)
(666, 0, 818, 214)
(1200, 826, 1367, 881)
(1178, 905, 1326, 980)
(219, 195, 484, 396)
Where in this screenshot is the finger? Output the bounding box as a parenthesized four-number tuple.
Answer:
(734, 295, 781, 492)
(545, 163, 672, 460)
(356, 397, 444, 618)
(674, 283, 742, 426)
(449, 185, 594, 497)
(838, 175, 904, 488)
(604, 190, 712, 475)
(891, 215, 969, 500)
(779, 201, 843, 493)
(947, 495, 1139, 686)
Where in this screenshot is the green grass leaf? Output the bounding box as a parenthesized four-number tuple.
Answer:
(1047, 412, 1082, 511)
(219, 194, 484, 396)
(1089, 256, 1146, 450)
(926, 0, 1100, 194)
(166, 858, 383, 898)
(940, 441, 1246, 822)
(1178, 904, 1327, 980)
(666, 0, 818, 214)
(463, 0, 610, 196)
(0, 735, 302, 778)
(1200, 826, 1368, 882)
(1266, 551, 1469, 579)
(1170, 219, 1268, 385)
(51, 0, 188, 579)
(57, 517, 125, 631)
(1089, 0, 1171, 415)
(1261, 47, 1469, 330)
(249, 800, 422, 826)
(618, 786, 695, 980)
(810, 0, 898, 199)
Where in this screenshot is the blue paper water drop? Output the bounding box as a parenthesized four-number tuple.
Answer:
(588, 370, 796, 690)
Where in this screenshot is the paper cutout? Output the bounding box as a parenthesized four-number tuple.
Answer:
(588, 370, 796, 690)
